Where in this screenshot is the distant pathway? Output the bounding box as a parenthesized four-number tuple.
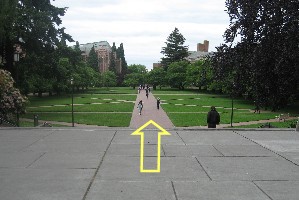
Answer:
(129, 90, 174, 129)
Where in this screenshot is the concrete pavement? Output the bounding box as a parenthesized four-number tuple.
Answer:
(0, 127, 299, 200)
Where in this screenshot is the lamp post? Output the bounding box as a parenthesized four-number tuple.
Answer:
(230, 82, 235, 127)
(14, 45, 20, 127)
(70, 78, 74, 127)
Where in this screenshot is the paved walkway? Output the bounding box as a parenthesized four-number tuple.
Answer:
(129, 89, 174, 129)
(0, 128, 299, 200)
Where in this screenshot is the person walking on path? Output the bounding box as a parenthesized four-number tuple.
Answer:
(137, 100, 143, 115)
(145, 89, 149, 99)
(129, 92, 174, 128)
(207, 106, 220, 128)
(157, 97, 161, 110)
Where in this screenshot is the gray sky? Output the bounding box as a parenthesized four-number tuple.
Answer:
(52, 0, 230, 69)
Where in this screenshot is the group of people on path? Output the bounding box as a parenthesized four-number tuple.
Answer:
(137, 85, 160, 115)
(136, 84, 221, 128)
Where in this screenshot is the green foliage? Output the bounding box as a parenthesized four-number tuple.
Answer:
(123, 64, 147, 88)
(211, 0, 299, 111)
(101, 71, 117, 88)
(161, 27, 189, 70)
(87, 46, 99, 71)
(166, 61, 189, 90)
(0, 69, 27, 121)
(146, 67, 167, 90)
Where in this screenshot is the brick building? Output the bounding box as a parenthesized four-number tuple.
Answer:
(79, 41, 122, 73)
(197, 40, 209, 52)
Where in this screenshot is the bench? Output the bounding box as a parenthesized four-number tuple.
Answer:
(275, 113, 289, 122)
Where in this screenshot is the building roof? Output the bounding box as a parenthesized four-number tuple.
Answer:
(79, 41, 111, 55)
(186, 51, 214, 62)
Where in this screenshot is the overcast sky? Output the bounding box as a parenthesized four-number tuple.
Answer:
(52, 0, 230, 70)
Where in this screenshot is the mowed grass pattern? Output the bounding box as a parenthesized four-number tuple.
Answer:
(23, 113, 131, 127)
(22, 88, 137, 127)
(153, 92, 297, 127)
(21, 88, 298, 127)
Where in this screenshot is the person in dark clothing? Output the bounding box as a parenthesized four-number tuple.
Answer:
(145, 89, 149, 99)
(207, 106, 220, 128)
(157, 97, 160, 109)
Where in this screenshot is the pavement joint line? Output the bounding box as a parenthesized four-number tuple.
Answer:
(82, 130, 117, 200)
(175, 131, 187, 145)
(161, 145, 166, 157)
(252, 181, 274, 200)
(234, 130, 299, 167)
(195, 157, 212, 181)
(212, 145, 225, 156)
(25, 152, 47, 168)
(171, 181, 179, 200)
(18, 130, 57, 152)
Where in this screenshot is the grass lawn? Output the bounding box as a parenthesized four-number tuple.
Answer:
(167, 112, 280, 127)
(231, 119, 298, 128)
(153, 88, 298, 127)
(21, 87, 136, 127)
(20, 87, 298, 127)
(22, 113, 131, 127)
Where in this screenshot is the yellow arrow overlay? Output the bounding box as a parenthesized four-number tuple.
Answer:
(131, 120, 171, 173)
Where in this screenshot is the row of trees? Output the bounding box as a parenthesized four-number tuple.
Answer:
(141, 1, 299, 111)
(0, 1, 128, 96)
(0, 0, 125, 123)
(1, 0, 298, 121)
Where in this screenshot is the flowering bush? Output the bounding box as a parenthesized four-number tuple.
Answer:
(0, 69, 27, 121)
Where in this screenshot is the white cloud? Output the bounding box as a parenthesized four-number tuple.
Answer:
(52, 0, 230, 69)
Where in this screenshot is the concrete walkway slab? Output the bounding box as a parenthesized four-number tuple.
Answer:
(174, 181, 270, 200)
(254, 181, 299, 200)
(28, 152, 103, 169)
(97, 156, 210, 181)
(163, 144, 222, 157)
(86, 180, 176, 200)
(0, 168, 94, 200)
(213, 144, 277, 157)
(0, 128, 298, 200)
(177, 130, 255, 145)
(198, 156, 299, 181)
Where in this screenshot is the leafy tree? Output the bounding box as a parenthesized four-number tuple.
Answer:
(212, 0, 299, 110)
(123, 73, 141, 89)
(146, 67, 167, 90)
(1, 0, 73, 73)
(123, 64, 147, 89)
(87, 46, 99, 72)
(101, 71, 117, 88)
(166, 61, 189, 90)
(161, 27, 189, 70)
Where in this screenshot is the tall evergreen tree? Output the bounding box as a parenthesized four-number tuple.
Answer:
(87, 46, 98, 71)
(161, 27, 189, 70)
(116, 43, 128, 85)
(109, 42, 117, 73)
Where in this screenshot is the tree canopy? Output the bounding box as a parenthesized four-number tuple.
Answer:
(161, 27, 189, 70)
(210, 0, 299, 110)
